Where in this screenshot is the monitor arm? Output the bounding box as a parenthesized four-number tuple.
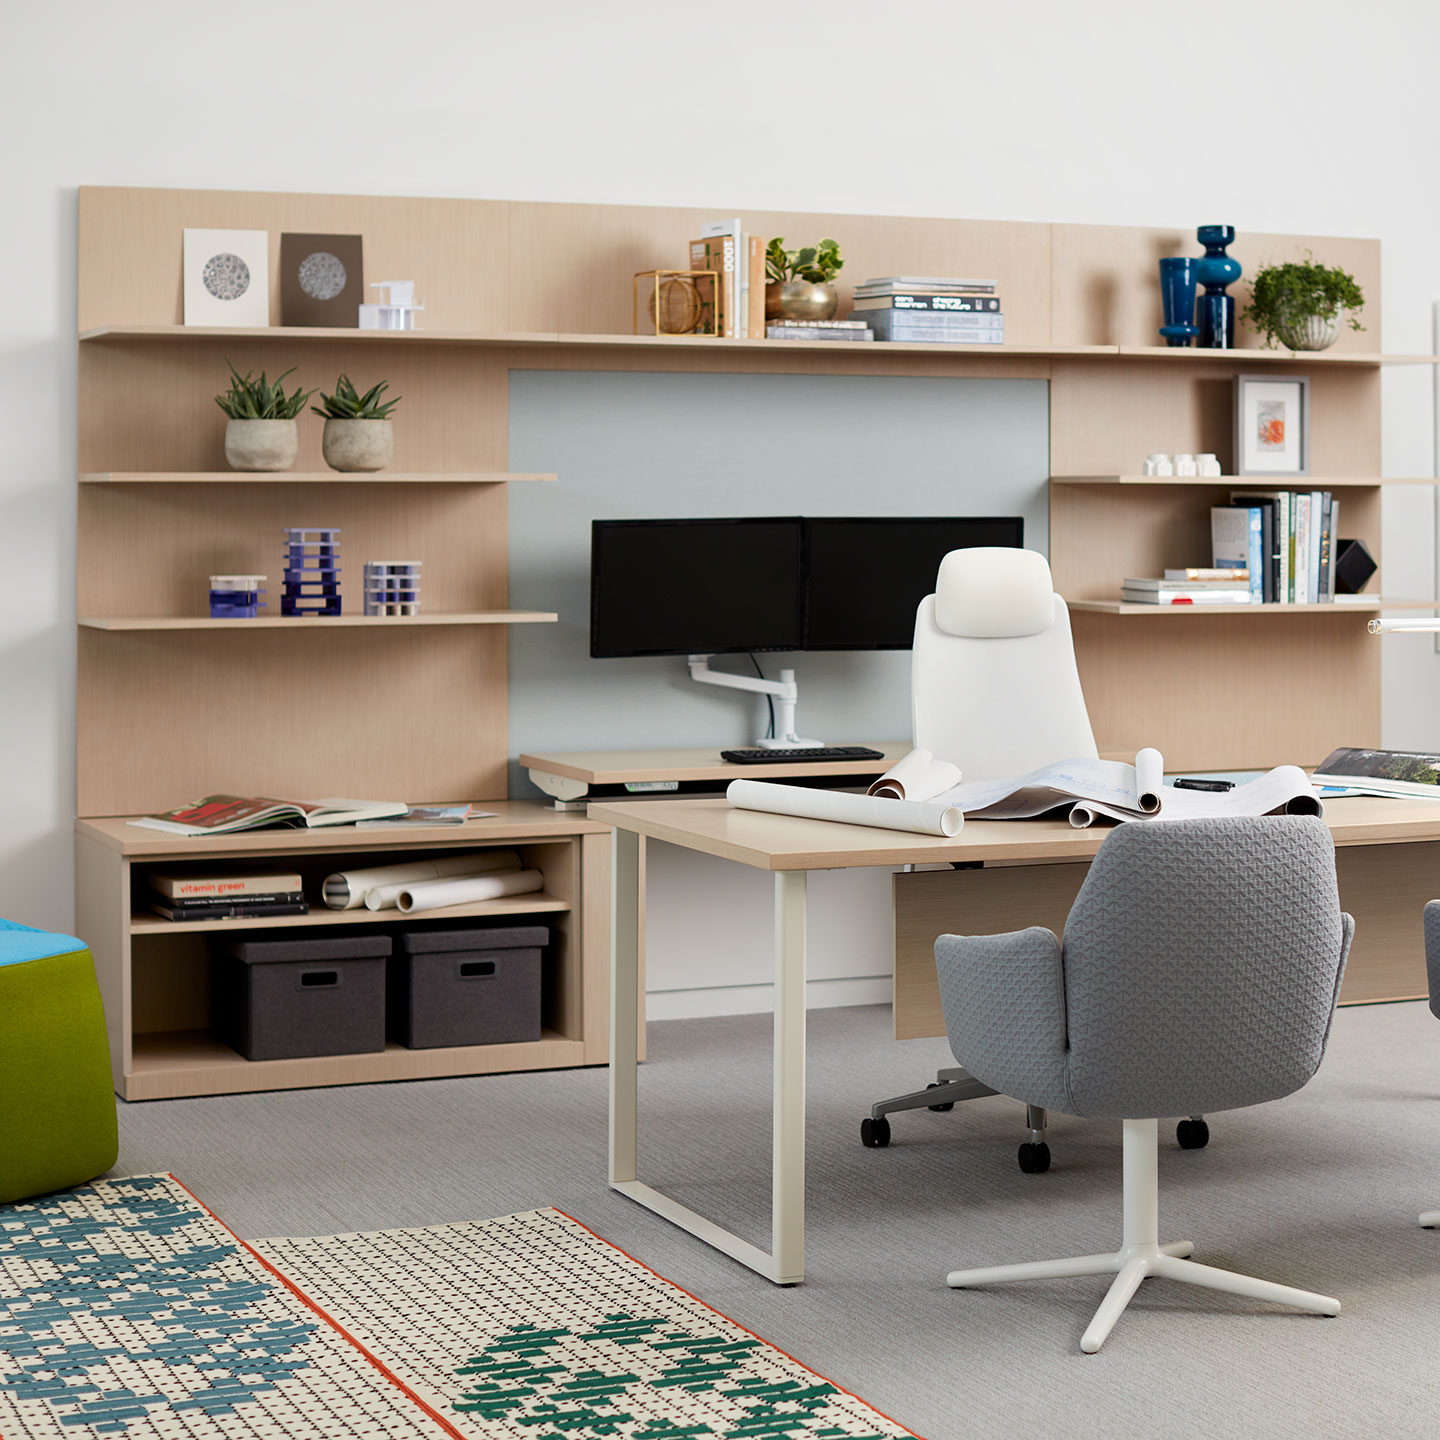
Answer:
(687, 655, 823, 750)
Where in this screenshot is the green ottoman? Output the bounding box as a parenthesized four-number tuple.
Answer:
(0, 919, 118, 1204)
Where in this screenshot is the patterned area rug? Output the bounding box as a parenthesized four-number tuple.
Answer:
(0, 1176, 918, 1440)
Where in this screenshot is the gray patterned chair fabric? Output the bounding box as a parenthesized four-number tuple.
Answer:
(1424, 901, 1440, 1022)
(935, 816, 1354, 1120)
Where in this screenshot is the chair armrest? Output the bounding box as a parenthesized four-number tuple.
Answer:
(933, 927, 1071, 1114)
(1425, 902, 1440, 1022)
(1322, 912, 1356, 1048)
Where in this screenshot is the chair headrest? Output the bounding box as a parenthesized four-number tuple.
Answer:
(933, 547, 1056, 638)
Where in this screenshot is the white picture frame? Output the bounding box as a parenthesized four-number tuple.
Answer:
(183, 228, 270, 327)
(1234, 373, 1310, 477)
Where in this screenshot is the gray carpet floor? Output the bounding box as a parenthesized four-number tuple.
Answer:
(110, 1001, 1440, 1439)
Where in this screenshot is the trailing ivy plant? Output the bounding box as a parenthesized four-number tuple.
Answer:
(765, 236, 844, 285)
(311, 374, 402, 420)
(1243, 255, 1365, 348)
(214, 361, 313, 420)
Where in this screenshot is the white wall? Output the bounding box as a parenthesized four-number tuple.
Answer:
(6, 2, 1439, 988)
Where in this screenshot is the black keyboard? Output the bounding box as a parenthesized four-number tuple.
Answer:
(720, 746, 886, 764)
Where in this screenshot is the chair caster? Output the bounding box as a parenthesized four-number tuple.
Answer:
(926, 1082, 955, 1113)
(1018, 1141, 1051, 1174)
(1176, 1118, 1210, 1150)
(861, 1116, 891, 1149)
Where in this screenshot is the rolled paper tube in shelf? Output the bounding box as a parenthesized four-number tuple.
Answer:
(395, 868, 546, 914)
(726, 779, 963, 837)
(323, 850, 521, 909)
(364, 861, 521, 910)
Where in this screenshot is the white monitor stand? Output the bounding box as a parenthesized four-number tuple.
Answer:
(687, 655, 823, 750)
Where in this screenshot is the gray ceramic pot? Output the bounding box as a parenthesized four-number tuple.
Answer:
(322, 418, 394, 473)
(224, 419, 298, 472)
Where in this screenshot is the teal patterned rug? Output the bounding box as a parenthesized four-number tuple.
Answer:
(0, 1175, 918, 1439)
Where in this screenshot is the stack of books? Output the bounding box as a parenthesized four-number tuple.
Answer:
(144, 866, 309, 922)
(688, 217, 765, 338)
(765, 319, 873, 342)
(850, 276, 1003, 344)
(1212, 490, 1340, 604)
(1121, 575, 1252, 606)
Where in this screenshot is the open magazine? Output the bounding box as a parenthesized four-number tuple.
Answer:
(129, 795, 408, 836)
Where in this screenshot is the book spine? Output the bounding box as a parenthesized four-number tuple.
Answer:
(1326, 497, 1340, 600)
(1316, 491, 1332, 601)
(1245, 508, 1264, 605)
(765, 328, 872, 341)
(1294, 493, 1310, 604)
(152, 875, 302, 898)
(156, 891, 304, 909)
(856, 294, 1002, 312)
(1310, 489, 1325, 601)
(868, 329, 1005, 345)
(1278, 492, 1291, 602)
(748, 234, 765, 339)
(863, 310, 1005, 330)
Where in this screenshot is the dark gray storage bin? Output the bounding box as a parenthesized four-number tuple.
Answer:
(214, 932, 390, 1061)
(390, 924, 547, 1049)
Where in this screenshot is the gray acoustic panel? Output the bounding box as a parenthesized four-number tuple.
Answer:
(506, 370, 1049, 791)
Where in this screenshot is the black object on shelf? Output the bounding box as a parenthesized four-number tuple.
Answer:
(214, 932, 389, 1062)
(390, 924, 547, 1049)
(1334, 538, 1378, 594)
(720, 746, 885, 764)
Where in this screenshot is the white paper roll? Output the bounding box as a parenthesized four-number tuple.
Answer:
(363, 861, 521, 910)
(395, 868, 546, 914)
(727, 779, 963, 837)
(323, 850, 521, 909)
(1135, 748, 1164, 813)
(867, 747, 962, 802)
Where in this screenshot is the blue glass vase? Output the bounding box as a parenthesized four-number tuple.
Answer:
(1158, 258, 1199, 346)
(1195, 224, 1241, 349)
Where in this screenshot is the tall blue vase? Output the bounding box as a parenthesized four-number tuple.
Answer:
(1195, 224, 1241, 348)
(1158, 258, 1199, 346)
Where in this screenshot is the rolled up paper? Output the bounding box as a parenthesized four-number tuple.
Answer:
(727, 779, 963, 838)
(363, 857, 522, 910)
(395, 868, 546, 914)
(1135, 748, 1164, 813)
(323, 850, 521, 909)
(867, 747, 962, 802)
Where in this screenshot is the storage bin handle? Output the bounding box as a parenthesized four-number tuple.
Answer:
(296, 968, 342, 990)
(457, 959, 496, 981)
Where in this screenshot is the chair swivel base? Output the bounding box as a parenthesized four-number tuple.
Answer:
(1421, 1209, 1440, 1228)
(945, 1118, 1339, 1353)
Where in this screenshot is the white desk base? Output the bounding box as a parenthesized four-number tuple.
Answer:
(608, 828, 808, 1284)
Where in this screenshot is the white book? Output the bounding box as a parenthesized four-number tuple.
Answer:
(1121, 589, 1251, 605)
(1210, 507, 1251, 572)
(701, 217, 748, 337)
(1294, 493, 1311, 604)
(1310, 489, 1324, 601)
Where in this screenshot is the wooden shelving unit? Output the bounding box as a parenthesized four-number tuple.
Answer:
(79, 611, 556, 631)
(1052, 474, 1437, 488)
(1067, 598, 1431, 617)
(80, 471, 556, 485)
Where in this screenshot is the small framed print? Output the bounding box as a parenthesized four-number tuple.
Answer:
(183, 228, 269, 327)
(1234, 373, 1310, 477)
(280, 233, 364, 327)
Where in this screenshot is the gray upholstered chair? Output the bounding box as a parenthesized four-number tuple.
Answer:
(1421, 902, 1440, 1230)
(937, 815, 1353, 1353)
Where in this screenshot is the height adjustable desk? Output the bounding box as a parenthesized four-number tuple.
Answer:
(591, 794, 1440, 1284)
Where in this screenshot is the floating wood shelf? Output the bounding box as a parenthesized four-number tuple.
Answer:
(1051, 475, 1436, 488)
(130, 891, 571, 935)
(78, 610, 557, 631)
(80, 471, 556, 485)
(1068, 598, 1433, 616)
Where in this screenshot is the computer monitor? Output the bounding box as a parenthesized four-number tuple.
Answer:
(589, 517, 803, 658)
(801, 516, 1025, 649)
(589, 514, 1025, 657)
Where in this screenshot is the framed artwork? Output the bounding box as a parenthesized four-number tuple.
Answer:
(280, 233, 364, 327)
(1234, 373, 1310, 477)
(183, 228, 269, 327)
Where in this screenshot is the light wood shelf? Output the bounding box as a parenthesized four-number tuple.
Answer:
(1068, 597, 1433, 616)
(126, 1027, 585, 1101)
(78, 610, 557, 631)
(80, 471, 556, 485)
(129, 892, 571, 936)
(1052, 475, 1435, 488)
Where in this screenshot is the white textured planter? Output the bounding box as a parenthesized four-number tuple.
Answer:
(224, 418, 297, 472)
(322, 418, 394, 473)
(1277, 311, 1344, 351)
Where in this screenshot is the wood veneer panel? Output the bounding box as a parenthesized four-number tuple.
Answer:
(1333, 842, 1432, 1003)
(77, 625, 508, 816)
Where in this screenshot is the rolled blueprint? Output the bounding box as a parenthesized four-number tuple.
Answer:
(727, 779, 963, 837)
(323, 850, 521, 909)
(395, 868, 545, 914)
(1134, 748, 1164, 813)
(364, 856, 522, 910)
(867, 747, 962, 802)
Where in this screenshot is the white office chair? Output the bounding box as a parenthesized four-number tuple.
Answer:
(861, 547, 1212, 1170)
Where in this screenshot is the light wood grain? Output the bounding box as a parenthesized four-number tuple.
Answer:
(520, 743, 908, 785)
(1051, 475, 1421, 488)
(75, 832, 131, 1085)
(80, 613, 555, 631)
(1066, 600, 1392, 616)
(80, 472, 556, 485)
(1332, 842, 1434, 1003)
(129, 893, 571, 935)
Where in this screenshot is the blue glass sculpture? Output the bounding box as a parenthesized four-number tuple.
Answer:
(1195, 225, 1241, 349)
(281, 527, 343, 616)
(1158, 258, 1199, 346)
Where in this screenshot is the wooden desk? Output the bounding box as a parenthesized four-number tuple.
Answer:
(590, 794, 1440, 1284)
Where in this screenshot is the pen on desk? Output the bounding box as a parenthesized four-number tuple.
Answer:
(1172, 777, 1235, 793)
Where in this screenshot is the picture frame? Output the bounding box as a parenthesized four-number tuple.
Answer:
(183, 228, 269, 327)
(1233, 373, 1310, 478)
(280, 232, 364, 327)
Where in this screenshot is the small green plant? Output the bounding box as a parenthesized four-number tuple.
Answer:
(311, 374, 402, 421)
(1243, 255, 1366, 348)
(765, 236, 844, 285)
(214, 361, 313, 420)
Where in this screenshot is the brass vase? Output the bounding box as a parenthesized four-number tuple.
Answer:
(766, 280, 839, 322)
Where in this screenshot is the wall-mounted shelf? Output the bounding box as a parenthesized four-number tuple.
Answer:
(80, 471, 556, 485)
(1052, 475, 1435, 488)
(78, 610, 557, 631)
(1068, 598, 1432, 616)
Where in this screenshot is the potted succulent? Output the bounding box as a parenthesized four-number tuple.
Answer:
(215, 362, 313, 471)
(765, 237, 844, 322)
(1243, 255, 1366, 351)
(312, 375, 402, 472)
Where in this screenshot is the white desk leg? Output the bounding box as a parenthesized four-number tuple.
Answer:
(609, 827, 641, 1186)
(607, 828, 810, 1285)
(771, 868, 807, 1284)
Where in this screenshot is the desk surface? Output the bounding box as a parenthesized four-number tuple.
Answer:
(586, 794, 1440, 872)
(519, 744, 908, 784)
